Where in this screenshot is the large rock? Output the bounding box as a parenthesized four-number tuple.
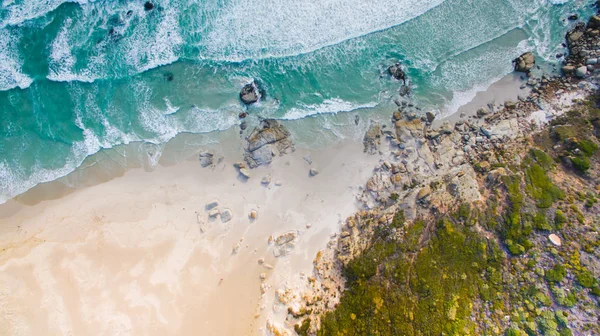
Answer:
(240, 83, 259, 105)
(575, 66, 588, 78)
(244, 120, 294, 168)
(198, 151, 214, 167)
(363, 122, 382, 154)
(588, 15, 600, 29)
(387, 63, 406, 83)
(274, 231, 299, 257)
(513, 52, 535, 73)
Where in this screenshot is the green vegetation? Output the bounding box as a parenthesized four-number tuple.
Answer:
(576, 139, 598, 157)
(575, 270, 597, 288)
(554, 210, 567, 230)
(571, 156, 590, 173)
(319, 216, 503, 335)
(545, 264, 566, 283)
(525, 164, 564, 208)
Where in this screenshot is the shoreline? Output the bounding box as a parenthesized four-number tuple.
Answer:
(2, 17, 599, 335)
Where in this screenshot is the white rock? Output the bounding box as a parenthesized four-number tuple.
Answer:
(548, 234, 562, 247)
(239, 168, 251, 179)
(208, 209, 220, 218)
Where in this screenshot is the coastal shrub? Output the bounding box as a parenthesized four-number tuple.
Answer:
(506, 327, 526, 336)
(552, 126, 577, 142)
(545, 264, 566, 283)
(591, 286, 600, 296)
(294, 319, 310, 336)
(575, 270, 597, 288)
(525, 164, 564, 208)
(533, 212, 552, 231)
(554, 210, 567, 230)
(571, 156, 590, 173)
(530, 148, 555, 171)
(551, 286, 577, 307)
(458, 203, 471, 222)
(319, 217, 503, 336)
(576, 138, 598, 157)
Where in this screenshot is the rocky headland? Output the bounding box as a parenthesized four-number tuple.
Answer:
(264, 14, 600, 336)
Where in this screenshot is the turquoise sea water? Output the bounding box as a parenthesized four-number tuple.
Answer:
(0, 0, 596, 202)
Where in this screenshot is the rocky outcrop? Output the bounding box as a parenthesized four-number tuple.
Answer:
(513, 52, 535, 73)
(240, 82, 259, 105)
(244, 120, 294, 168)
(363, 122, 382, 154)
(387, 63, 406, 83)
(198, 151, 214, 167)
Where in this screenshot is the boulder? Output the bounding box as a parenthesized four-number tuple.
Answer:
(220, 209, 233, 223)
(240, 83, 259, 105)
(425, 112, 436, 123)
(476, 108, 489, 117)
(144, 1, 154, 10)
(206, 199, 219, 210)
(244, 120, 294, 168)
(239, 168, 251, 179)
(199, 151, 214, 167)
(388, 63, 406, 83)
(249, 210, 258, 220)
(513, 52, 535, 73)
(416, 185, 431, 201)
(562, 65, 575, 74)
(363, 122, 382, 155)
(575, 66, 588, 78)
(589, 15, 600, 29)
(309, 169, 319, 177)
(548, 234, 562, 247)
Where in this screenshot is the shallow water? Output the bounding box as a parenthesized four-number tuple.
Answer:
(0, 0, 595, 201)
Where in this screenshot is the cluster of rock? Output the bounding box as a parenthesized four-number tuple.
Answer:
(205, 199, 232, 223)
(271, 16, 600, 335)
(244, 119, 294, 168)
(562, 15, 600, 79)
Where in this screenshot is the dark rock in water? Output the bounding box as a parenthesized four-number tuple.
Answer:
(144, 1, 154, 10)
(354, 115, 360, 125)
(589, 15, 600, 29)
(239, 112, 247, 119)
(240, 83, 259, 105)
(568, 14, 579, 21)
(387, 63, 406, 84)
(513, 52, 535, 73)
(425, 112, 436, 123)
(399, 85, 411, 97)
(126, 10, 134, 17)
(240, 121, 248, 131)
(164, 72, 174, 81)
(244, 120, 294, 168)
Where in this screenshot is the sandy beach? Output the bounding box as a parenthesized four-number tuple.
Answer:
(0, 124, 380, 335)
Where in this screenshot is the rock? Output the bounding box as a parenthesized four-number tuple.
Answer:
(480, 127, 491, 138)
(260, 273, 267, 280)
(425, 112, 436, 123)
(393, 111, 402, 121)
(548, 234, 562, 247)
(562, 65, 576, 74)
(240, 121, 248, 131)
(261, 175, 272, 185)
(206, 200, 219, 210)
(363, 122, 382, 154)
(239, 168, 251, 179)
(504, 101, 517, 110)
(232, 241, 242, 254)
(209, 209, 220, 218)
(513, 52, 535, 73)
(487, 168, 507, 184)
(233, 162, 246, 169)
(575, 66, 588, 78)
(144, 1, 154, 10)
(476, 161, 491, 172)
(589, 15, 600, 29)
(240, 83, 259, 104)
(567, 30, 584, 46)
(399, 85, 411, 96)
(244, 120, 294, 168)
(220, 209, 232, 222)
(416, 185, 431, 201)
(309, 169, 319, 177)
(388, 63, 406, 83)
(586, 58, 598, 65)
(249, 210, 258, 220)
(199, 151, 214, 167)
(568, 14, 579, 21)
(354, 115, 360, 125)
(476, 107, 489, 117)
(276, 231, 298, 246)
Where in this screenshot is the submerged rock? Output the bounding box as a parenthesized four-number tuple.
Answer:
(144, 1, 154, 10)
(513, 52, 535, 73)
(244, 120, 294, 168)
(240, 83, 259, 105)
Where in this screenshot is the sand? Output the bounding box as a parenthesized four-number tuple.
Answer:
(0, 129, 379, 335)
(0, 72, 532, 335)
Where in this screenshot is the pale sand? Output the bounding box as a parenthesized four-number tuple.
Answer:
(0, 130, 379, 335)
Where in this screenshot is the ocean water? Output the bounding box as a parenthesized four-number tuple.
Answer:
(0, 0, 596, 202)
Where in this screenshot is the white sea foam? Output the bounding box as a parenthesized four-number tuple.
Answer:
(282, 98, 378, 120)
(0, 30, 33, 91)
(0, 0, 91, 28)
(202, 0, 446, 61)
